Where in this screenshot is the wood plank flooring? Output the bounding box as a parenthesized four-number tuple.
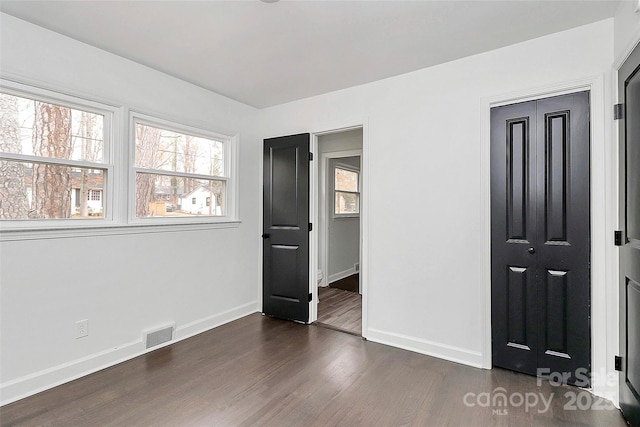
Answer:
(317, 286, 361, 335)
(329, 274, 359, 293)
(1, 313, 626, 427)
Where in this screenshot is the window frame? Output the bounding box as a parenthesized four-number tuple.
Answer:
(128, 111, 238, 226)
(333, 163, 360, 218)
(0, 79, 118, 230)
(0, 80, 241, 241)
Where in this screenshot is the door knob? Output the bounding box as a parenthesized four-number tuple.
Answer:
(262, 233, 271, 239)
(528, 247, 535, 254)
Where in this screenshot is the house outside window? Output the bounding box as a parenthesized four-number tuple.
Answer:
(132, 113, 232, 220)
(1, 80, 239, 235)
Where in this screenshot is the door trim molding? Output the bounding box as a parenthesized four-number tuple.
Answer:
(308, 119, 369, 337)
(480, 75, 617, 401)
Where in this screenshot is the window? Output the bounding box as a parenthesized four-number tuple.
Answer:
(0, 80, 239, 237)
(132, 114, 230, 220)
(0, 87, 111, 224)
(334, 165, 360, 216)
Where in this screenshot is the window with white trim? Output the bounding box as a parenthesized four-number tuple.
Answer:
(334, 165, 360, 216)
(0, 81, 239, 236)
(132, 115, 231, 220)
(0, 87, 111, 224)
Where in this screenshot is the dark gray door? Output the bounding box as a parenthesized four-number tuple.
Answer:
(619, 43, 640, 427)
(491, 92, 591, 386)
(263, 133, 310, 322)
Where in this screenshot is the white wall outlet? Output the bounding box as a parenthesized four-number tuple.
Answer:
(76, 319, 88, 339)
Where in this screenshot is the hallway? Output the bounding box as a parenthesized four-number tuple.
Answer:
(316, 274, 361, 335)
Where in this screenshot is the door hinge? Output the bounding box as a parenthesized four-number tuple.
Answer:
(308, 223, 313, 232)
(309, 152, 313, 161)
(308, 293, 313, 302)
(614, 103, 624, 120)
(615, 230, 623, 246)
(615, 355, 623, 372)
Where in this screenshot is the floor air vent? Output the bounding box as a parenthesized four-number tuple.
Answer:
(144, 324, 174, 349)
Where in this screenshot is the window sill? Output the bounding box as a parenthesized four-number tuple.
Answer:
(0, 220, 241, 242)
(333, 214, 360, 219)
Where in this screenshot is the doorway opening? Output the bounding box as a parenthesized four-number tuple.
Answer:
(313, 128, 363, 335)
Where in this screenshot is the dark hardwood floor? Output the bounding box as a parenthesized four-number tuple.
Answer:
(329, 274, 359, 293)
(317, 286, 361, 335)
(1, 313, 626, 427)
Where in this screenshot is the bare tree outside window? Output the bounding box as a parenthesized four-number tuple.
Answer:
(0, 92, 106, 220)
(0, 93, 104, 220)
(135, 124, 162, 217)
(2, 87, 236, 227)
(31, 101, 73, 218)
(134, 120, 226, 218)
(0, 94, 29, 218)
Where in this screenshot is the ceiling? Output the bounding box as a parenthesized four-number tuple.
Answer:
(0, 1, 620, 108)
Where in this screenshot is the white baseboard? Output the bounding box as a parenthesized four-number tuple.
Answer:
(175, 301, 259, 341)
(328, 267, 357, 284)
(366, 327, 484, 369)
(0, 301, 259, 406)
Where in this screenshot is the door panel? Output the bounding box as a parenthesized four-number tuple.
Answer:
(491, 92, 590, 385)
(627, 280, 640, 398)
(270, 244, 301, 300)
(506, 266, 531, 349)
(627, 66, 640, 242)
(270, 146, 300, 226)
(535, 93, 591, 385)
(492, 100, 538, 375)
(543, 269, 569, 357)
(507, 117, 530, 241)
(619, 42, 640, 427)
(263, 134, 310, 322)
(544, 112, 569, 242)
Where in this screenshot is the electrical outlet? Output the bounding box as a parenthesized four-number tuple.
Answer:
(76, 319, 88, 339)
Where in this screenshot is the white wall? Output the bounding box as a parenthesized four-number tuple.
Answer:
(0, 14, 261, 404)
(261, 19, 616, 397)
(327, 156, 360, 282)
(318, 129, 363, 153)
(615, 0, 640, 64)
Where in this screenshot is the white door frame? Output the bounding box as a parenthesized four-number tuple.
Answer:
(308, 123, 368, 338)
(480, 74, 616, 400)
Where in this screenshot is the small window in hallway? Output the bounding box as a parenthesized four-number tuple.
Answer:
(334, 166, 359, 216)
